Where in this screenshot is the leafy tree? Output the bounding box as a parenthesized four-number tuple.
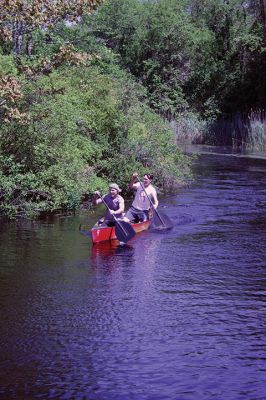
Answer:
(0, 0, 192, 218)
(90, 0, 223, 117)
(0, 60, 190, 218)
(92, 0, 266, 118)
(189, 0, 266, 113)
(0, 0, 102, 55)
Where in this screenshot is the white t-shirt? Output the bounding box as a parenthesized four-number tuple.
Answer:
(132, 182, 157, 211)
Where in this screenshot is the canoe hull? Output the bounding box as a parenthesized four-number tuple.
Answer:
(91, 219, 151, 244)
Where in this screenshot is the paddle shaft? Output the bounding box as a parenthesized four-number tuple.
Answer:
(136, 176, 166, 227)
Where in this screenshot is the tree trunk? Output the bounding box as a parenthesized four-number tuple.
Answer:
(13, 21, 23, 55)
(259, 0, 266, 34)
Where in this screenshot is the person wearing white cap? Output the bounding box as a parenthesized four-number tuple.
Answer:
(93, 183, 125, 226)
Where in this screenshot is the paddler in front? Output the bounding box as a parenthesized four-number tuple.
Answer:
(93, 183, 125, 226)
(124, 172, 158, 222)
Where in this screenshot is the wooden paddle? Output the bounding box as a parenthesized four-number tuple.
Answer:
(99, 193, 136, 243)
(137, 176, 173, 230)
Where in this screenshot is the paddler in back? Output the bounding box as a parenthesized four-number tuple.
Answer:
(124, 172, 158, 223)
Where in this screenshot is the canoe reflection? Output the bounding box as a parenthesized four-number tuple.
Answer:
(91, 241, 134, 265)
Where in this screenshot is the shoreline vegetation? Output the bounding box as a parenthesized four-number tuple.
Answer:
(170, 110, 266, 151)
(0, 60, 191, 219)
(1, 0, 266, 219)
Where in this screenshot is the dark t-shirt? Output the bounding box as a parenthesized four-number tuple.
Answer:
(103, 194, 124, 220)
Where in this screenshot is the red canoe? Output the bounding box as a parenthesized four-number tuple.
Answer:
(91, 219, 151, 244)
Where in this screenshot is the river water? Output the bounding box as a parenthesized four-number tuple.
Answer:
(0, 152, 266, 400)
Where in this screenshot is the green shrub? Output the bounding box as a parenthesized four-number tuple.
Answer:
(0, 62, 191, 218)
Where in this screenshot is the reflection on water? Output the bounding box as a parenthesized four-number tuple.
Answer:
(91, 241, 134, 259)
(179, 143, 266, 160)
(0, 153, 266, 400)
(91, 241, 135, 271)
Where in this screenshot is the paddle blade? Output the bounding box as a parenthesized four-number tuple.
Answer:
(152, 210, 173, 231)
(115, 220, 136, 243)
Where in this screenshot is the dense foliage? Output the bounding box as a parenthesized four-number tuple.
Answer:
(0, 8, 190, 218)
(0, 0, 102, 54)
(2, 0, 265, 218)
(90, 0, 266, 121)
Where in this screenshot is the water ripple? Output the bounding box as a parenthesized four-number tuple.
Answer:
(0, 154, 266, 399)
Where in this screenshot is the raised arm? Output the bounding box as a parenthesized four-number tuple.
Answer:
(129, 172, 138, 189)
(93, 191, 103, 205)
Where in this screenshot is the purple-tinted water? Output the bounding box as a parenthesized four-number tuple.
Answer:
(0, 154, 266, 400)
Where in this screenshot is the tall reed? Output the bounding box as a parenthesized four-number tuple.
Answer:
(168, 113, 209, 145)
(167, 110, 266, 151)
(247, 110, 266, 151)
